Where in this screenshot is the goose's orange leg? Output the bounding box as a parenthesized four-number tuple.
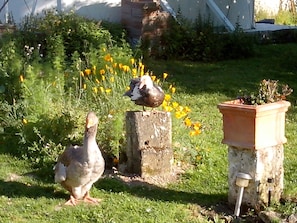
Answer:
(64, 195, 79, 206)
(82, 191, 102, 204)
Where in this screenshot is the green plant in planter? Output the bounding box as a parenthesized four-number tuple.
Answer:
(238, 79, 293, 105)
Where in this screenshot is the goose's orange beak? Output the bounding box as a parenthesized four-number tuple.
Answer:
(86, 117, 94, 129)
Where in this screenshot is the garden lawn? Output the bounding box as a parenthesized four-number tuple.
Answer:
(1, 43, 297, 222)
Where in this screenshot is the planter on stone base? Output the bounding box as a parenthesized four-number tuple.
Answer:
(218, 99, 291, 208)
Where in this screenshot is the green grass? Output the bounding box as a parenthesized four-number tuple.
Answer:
(1, 43, 297, 222)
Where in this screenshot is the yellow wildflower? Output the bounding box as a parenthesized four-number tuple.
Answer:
(164, 94, 171, 101)
(190, 130, 195, 136)
(99, 69, 105, 75)
(113, 63, 118, 68)
(132, 68, 137, 76)
(84, 69, 91, 75)
(95, 78, 100, 84)
(83, 84, 87, 89)
(101, 75, 105, 81)
(175, 111, 187, 119)
(171, 87, 176, 94)
(163, 105, 173, 112)
(92, 65, 96, 74)
(184, 117, 192, 127)
(105, 88, 112, 93)
(119, 63, 123, 69)
(151, 75, 156, 81)
(93, 87, 98, 94)
(163, 72, 168, 80)
(100, 87, 104, 93)
(80, 71, 84, 77)
(172, 102, 179, 108)
(126, 86, 130, 91)
(175, 111, 182, 119)
(190, 130, 200, 136)
(22, 118, 28, 124)
(19, 75, 24, 82)
(122, 65, 130, 72)
(130, 58, 135, 65)
(176, 105, 184, 112)
(104, 54, 113, 62)
(183, 106, 191, 113)
(140, 66, 144, 76)
(193, 122, 201, 131)
(110, 76, 115, 83)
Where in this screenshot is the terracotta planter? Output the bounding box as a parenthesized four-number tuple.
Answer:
(217, 99, 291, 150)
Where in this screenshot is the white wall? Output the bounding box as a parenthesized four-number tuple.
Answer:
(1, 0, 121, 25)
(166, 0, 254, 30)
(3, 0, 260, 30)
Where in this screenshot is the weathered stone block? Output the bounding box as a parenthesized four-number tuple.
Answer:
(228, 145, 284, 208)
(125, 111, 173, 178)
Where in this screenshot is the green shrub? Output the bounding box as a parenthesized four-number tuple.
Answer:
(0, 11, 202, 172)
(0, 11, 133, 167)
(220, 26, 256, 59)
(276, 10, 297, 25)
(18, 10, 114, 60)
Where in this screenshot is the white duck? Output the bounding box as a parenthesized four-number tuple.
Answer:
(124, 75, 165, 109)
(54, 112, 105, 206)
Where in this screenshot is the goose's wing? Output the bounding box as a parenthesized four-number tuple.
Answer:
(54, 145, 83, 183)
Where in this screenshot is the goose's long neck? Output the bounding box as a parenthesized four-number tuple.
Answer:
(83, 125, 99, 160)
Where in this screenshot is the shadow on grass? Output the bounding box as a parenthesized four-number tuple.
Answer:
(0, 179, 67, 200)
(96, 176, 232, 215)
(0, 169, 232, 215)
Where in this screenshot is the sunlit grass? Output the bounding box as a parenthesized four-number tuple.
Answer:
(1, 43, 297, 222)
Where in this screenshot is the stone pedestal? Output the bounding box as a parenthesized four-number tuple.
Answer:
(125, 111, 173, 178)
(228, 145, 284, 208)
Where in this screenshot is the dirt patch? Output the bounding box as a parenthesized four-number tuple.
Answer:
(104, 163, 185, 187)
(5, 173, 22, 182)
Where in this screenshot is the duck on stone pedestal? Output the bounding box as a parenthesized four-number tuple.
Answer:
(54, 112, 105, 206)
(124, 75, 165, 110)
